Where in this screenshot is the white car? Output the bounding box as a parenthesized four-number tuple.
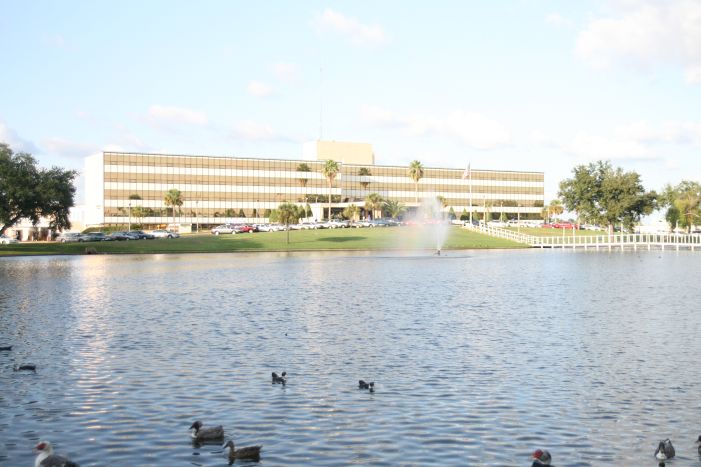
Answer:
(151, 229, 180, 238)
(211, 224, 235, 235)
(0, 234, 18, 244)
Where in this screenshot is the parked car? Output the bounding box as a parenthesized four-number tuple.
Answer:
(151, 229, 180, 238)
(327, 220, 350, 229)
(0, 234, 19, 244)
(56, 232, 85, 243)
(82, 232, 113, 242)
(108, 231, 138, 241)
(233, 224, 255, 233)
(211, 224, 235, 235)
(128, 230, 155, 239)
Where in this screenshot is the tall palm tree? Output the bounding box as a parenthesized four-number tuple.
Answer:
(358, 167, 372, 190)
(384, 199, 406, 220)
(322, 159, 340, 220)
(364, 193, 384, 220)
(408, 160, 424, 203)
(548, 199, 564, 222)
(164, 188, 183, 225)
(296, 163, 311, 187)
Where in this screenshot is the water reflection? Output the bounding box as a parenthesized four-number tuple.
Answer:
(0, 251, 700, 465)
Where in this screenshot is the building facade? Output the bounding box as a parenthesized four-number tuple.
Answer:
(83, 143, 544, 227)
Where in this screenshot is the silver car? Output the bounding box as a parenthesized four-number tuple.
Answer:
(0, 234, 19, 244)
(151, 229, 180, 238)
(211, 224, 235, 235)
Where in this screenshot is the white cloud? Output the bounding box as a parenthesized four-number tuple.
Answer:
(566, 132, 654, 161)
(576, 0, 701, 83)
(313, 8, 387, 46)
(247, 80, 274, 97)
(360, 105, 511, 149)
(271, 62, 298, 82)
(42, 138, 100, 159)
(0, 121, 40, 153)
(147, 105, 209, 126)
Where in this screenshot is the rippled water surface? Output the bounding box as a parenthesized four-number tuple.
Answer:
(1, 250, 700, 466)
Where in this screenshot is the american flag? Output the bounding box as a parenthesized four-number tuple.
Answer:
(462, 163, 471, 180)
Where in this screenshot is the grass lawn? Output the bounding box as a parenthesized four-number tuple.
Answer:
(0, 226, 526, 256)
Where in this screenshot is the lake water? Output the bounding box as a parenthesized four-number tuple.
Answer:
(0, 250, 700, 466)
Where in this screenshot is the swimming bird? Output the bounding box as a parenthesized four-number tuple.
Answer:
(696, 435, 701, 455)
(14, 364, 36, 372)
(531, 448, 552, 466)
(223, 439, 262, 463)
(0, 345, 11, 351)
(34, 440, 79, 467)
(272, 371, 287, 385)
(358, 380, 374, 391)
(654, 439, 675, 462)
(190, 421, 224, 442)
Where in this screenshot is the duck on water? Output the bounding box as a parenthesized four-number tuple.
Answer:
(223, 439, 262, 463)
(190, 421, 224, 443)
(34, 440, 79, 467)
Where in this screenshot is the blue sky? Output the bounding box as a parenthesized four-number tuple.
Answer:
(2, 0, 700, 204)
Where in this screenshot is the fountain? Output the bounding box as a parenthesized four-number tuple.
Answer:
(410, 197, 450, 254)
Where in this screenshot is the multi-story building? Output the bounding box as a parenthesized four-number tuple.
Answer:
(83, 141, 544, 227)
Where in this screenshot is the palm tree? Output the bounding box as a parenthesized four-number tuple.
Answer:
(358, 167, 372, 190)
(343, 204, 359, 221)
(321, 159, 340, 220)
(364, 193, 384, 220)
(408, 160, 424, 203)
(277, 202, 301, 244)
(296, 163, 311, 188)
(384, 199, 406, 220)
(164, 188, 183, 225)
(127, 193, 142, 230)
(548, 199, 564, 222)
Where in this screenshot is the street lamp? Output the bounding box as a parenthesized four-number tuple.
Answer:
(128, 200, 132, 231)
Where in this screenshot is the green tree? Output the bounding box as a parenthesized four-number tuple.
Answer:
(0, 143, 77, 234)
(297, 163, 311, 187)
(384, 199, 406, 219)
(408, 160, 424, 203)
(163, 188, 183, 225)
(662, 181, 701, 232)
(364, 192, 384, 219)
(448, 206, 456, 220)
(460, 208, 469, 221)
(277, 202, 302, 244)
(342, 203, 359, 221)
(559, 160, 657, 232)
(358, 167, 372, 190)
(321, 159, 340, 220)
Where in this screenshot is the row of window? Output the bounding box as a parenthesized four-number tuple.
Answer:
(103, 153, 544, 182)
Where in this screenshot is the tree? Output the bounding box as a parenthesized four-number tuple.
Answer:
(321, 159, 340, 220)
(358, 167, 372, 190)
(559, 160, 657, 232)
(342, 204, 359, 221)
(662, 181, 701, 232)
(448, 206, 456, 220)
(163, 188, 183, 225)
(277, 202, 302, 244)
(384, 199, 406, 219)
(0, 143, 77, 235)
(541, 199, 563, 223)
(297, 163, 311, 188)
(364, 193, 384, 219)
(408, 160, 424, 203)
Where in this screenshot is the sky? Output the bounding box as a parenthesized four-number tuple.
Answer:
(1, 0, 700, 206)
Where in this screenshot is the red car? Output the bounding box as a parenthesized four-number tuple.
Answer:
(551, 222, 578, 229)
(233, 224, 255, 233)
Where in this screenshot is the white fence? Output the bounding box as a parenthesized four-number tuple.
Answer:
(464, 224, 701, 251)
